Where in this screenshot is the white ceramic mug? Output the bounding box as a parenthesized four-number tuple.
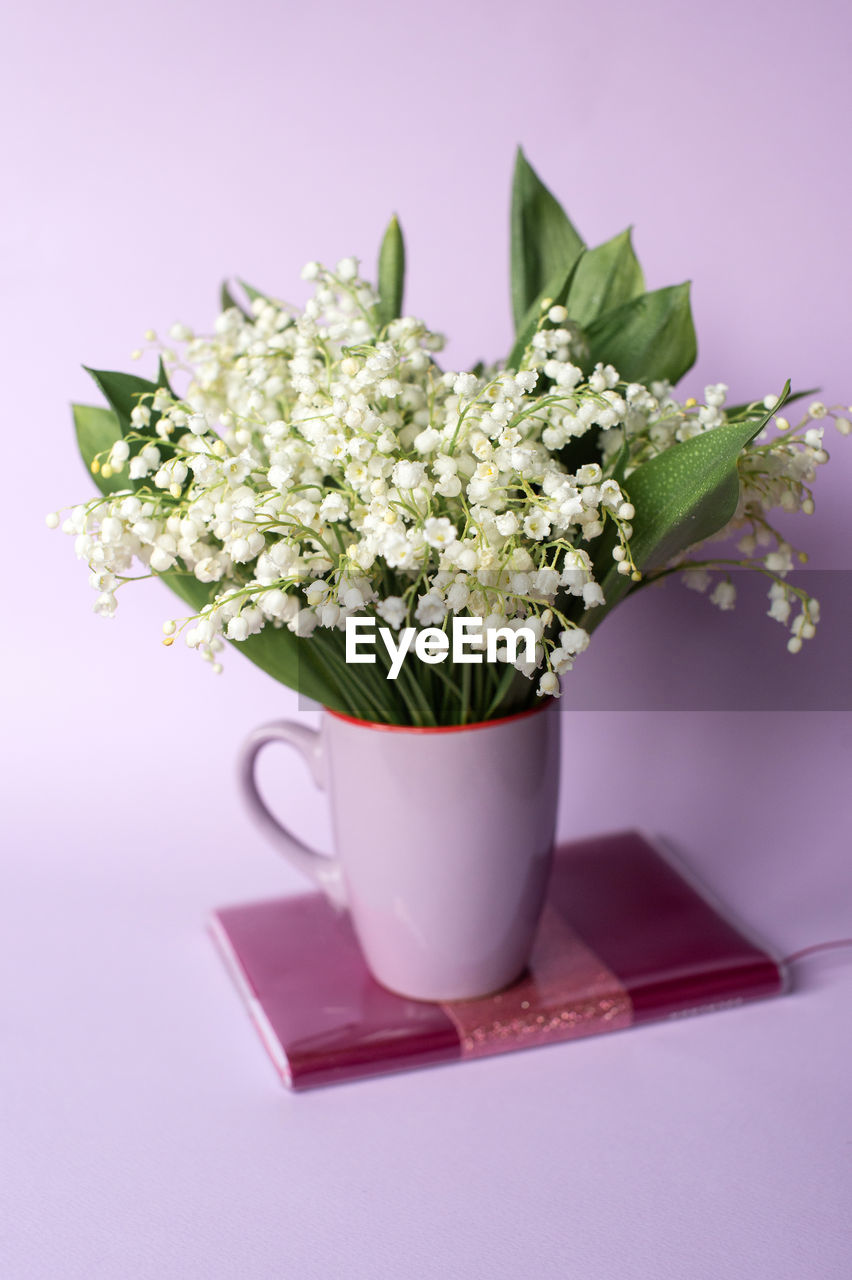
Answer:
(239, 701, 561, 1001)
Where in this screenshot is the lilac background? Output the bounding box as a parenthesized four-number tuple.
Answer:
(3, 1, 851, 1277)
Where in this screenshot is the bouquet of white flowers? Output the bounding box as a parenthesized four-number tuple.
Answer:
(53, 151, 847, 725)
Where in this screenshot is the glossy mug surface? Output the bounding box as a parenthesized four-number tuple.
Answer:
(239, 701, 561, 1001)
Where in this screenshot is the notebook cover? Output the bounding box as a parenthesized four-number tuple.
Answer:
(210, 831, 787, 1090)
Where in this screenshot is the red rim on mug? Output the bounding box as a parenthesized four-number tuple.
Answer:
(326, 698, 555, 734)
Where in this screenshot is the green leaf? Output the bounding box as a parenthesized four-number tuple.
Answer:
(565, 228, 645, 327)
(238, 280, 272, 308)
(72, 404, 127, 495)
(220, 280, 251, 318)
(241, 629, 353, 713)
(511, 148, 584, 330)
(156, 356, 174, 393)
(583, 283, 697, 384)
(581, 384, 790, 631)
(154, 569, 216, 621)
(376, 214, 405, 329)
(83, 366, 168, 431)
(505, 252, 586, 372)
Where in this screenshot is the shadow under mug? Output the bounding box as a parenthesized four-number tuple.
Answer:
(238, 701, 561, 1002)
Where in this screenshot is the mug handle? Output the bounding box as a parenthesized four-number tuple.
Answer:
(238, 720, 347, 909)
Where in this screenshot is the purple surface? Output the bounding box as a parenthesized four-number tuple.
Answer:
(3, 0, 852, 1277)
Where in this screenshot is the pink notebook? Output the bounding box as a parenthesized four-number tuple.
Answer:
(210, 831, 787, 1090)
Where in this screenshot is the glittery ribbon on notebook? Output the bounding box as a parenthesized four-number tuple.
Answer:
(440, 906, 633, 1058)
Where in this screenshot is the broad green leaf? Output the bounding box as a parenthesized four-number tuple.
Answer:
(72, 404, 127, 495)
(505, 252, 586, 372)
(376, 214, 405, 329)
(83, 366, 168, 431)
(156, 570, 213, 613)
(565, 228, 645, 327)
(583, 283, 697, 384)
(83, 364, 184, 482)
(511, 148, 584, 330)
(580, 384, 790, 631)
